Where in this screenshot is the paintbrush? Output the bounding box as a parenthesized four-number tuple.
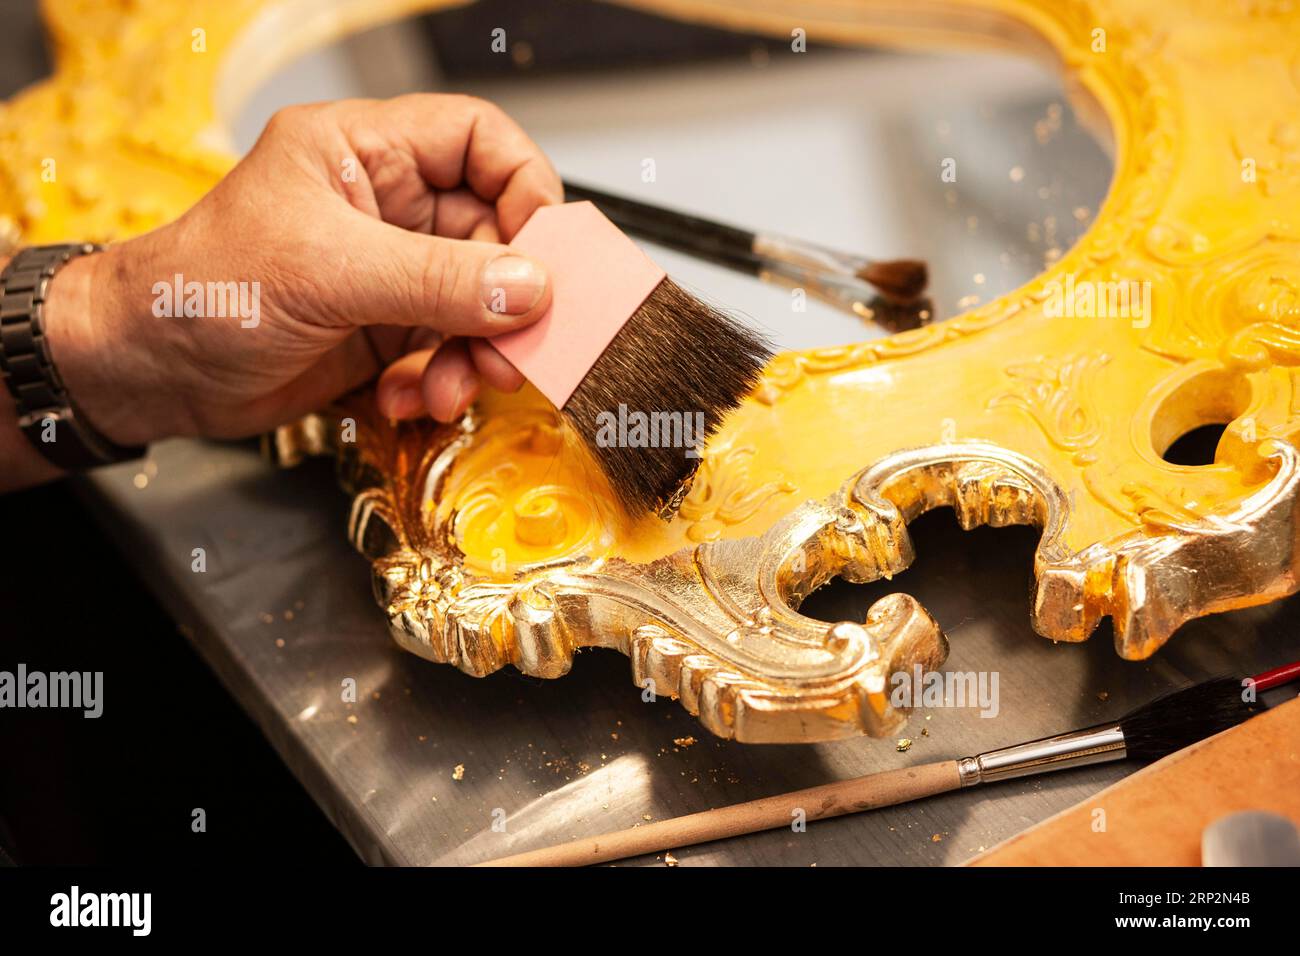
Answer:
(478, 671, 1284, 867)
(563, 181, 929, 306)
(489, 201, 772, 516)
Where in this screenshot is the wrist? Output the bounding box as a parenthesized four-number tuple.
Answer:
(41, 237, 192, 446)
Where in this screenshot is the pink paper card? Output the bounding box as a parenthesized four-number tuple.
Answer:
(489, 201, 666, 407)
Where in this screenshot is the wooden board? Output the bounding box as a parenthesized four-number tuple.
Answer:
(972, 697, 1300, 866)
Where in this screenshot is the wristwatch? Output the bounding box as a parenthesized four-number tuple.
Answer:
(0, 243, 146, 470)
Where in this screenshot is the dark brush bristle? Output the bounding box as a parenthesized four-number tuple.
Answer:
(1120, 677, 1258, 762)
(859, 259, 928, 303)
(563, 278, 772, 516)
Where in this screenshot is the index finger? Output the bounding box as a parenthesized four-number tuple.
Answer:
(338, 94, 563, 239)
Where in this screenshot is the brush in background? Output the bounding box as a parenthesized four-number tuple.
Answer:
(564, 181, 930, 320)
(478, 668, 1294, 867)
(490, 201, 772, 517)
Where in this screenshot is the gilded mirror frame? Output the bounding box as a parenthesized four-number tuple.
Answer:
(4, 0, 1299, 743)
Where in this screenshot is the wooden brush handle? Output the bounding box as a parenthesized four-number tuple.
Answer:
(477, 759, 962, 867)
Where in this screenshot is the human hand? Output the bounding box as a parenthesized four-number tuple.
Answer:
(40, 94, 561, 447)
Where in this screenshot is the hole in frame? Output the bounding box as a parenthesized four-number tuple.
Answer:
(1150, 368, 1251, 468)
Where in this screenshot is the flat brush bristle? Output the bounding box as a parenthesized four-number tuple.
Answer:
(859, 259, 928, 303)
(563, 278, 772, 515)
(1120, 677, 1257, 762)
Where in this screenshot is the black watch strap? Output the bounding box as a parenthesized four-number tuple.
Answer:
(1, 243, 147, 470)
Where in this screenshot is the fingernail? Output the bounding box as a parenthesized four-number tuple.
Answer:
(480, 256, 546, 316)
(382, 386, 423, 420)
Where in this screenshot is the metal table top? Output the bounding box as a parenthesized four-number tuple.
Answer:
(76, 438, 1299, 866)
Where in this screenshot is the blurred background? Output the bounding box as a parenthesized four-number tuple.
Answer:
(231, 0, 1113, 347)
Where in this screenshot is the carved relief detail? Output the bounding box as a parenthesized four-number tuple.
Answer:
(677, 442, 796, 543)
(989, 353, 1112, 455)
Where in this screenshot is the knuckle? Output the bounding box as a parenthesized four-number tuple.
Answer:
(390, 91, 434, 111)
(449, 92, 498, 120)
(264, 104, 306, 133)
(329, 97, 372, 114)
(264, 102, 332, 138)
(417, 240, 466, 322)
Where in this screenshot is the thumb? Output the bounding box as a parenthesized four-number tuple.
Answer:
(336, 212, 550, 335)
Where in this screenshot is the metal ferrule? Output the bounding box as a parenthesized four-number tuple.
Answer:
(753, 232, 871, 277)
(755, 263, 879, 316)
(957, 721, 1126, 787)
